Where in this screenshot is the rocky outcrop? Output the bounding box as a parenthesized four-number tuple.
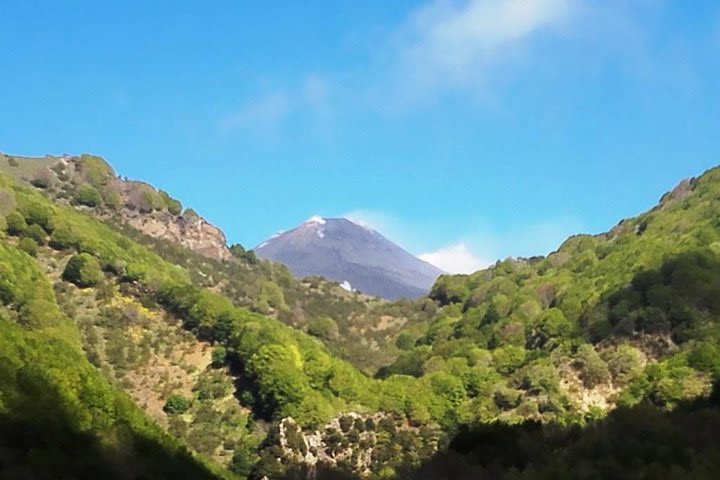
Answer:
(276, 412, 438, 478)
(13, 153, 234, 262)
(122, 209, 231, 261)
(659, 177, 696, 209)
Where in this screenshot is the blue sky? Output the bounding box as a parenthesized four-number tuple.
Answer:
(2, 1, 719, 273)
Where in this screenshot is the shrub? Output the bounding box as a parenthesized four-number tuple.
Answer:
(18, 199, 53, 232)
(73, 183, 103, 207)
(63, 253, 103, 288)
(163, 394, 190, 414)
(308, 316, 338, 339)
(49, 225, 80, 251)
(396, 333, 415, 351)
(31, 167, 55, 189)
(493, 385, 523, 410)
(0, 187, 16, 215)
(5, 212, 27, 236)
(102, 186, 123, 211)
(339, 415, 354, 433)
(159, 190, 182, 215)
(126, 184, 164, 212)
(77, 154, 115, 186)
(24, 224, 47, 244)
(18, 237, 39, 257)
(7, 156, 19, 167)
(211, 346, 227, 368)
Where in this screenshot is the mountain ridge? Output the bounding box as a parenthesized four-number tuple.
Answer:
(255, 216, 444, 300)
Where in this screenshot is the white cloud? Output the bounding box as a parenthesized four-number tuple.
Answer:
(387, 0, 580, 99)
(342, 209, 585, 276)
(420, 242, 491, 274)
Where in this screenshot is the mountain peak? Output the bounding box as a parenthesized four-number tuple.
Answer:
(304, 215, 327, 225)
(255, 216, 442, 299)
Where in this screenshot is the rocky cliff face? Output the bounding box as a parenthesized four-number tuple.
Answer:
(121, 210, 231, 261)
(2, 153, 232, 261)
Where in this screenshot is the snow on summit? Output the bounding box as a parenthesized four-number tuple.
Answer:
(305, 215, 326, 225)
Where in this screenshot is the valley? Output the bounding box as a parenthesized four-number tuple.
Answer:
(1, 152, 720, 479)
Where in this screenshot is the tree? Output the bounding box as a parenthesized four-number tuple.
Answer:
(528, 308, 573, 349)
(576, 344, 611, 388)
(163, 394, 190, 414)
(492, 345, 526, 374)
(63, 253, 103, 288)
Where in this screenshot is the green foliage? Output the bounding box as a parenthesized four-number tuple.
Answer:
(76, 154, 115, 187)
(102, 186, 123, 211)
(308, 316, 338, 339)
(160, 190, 183, 215)
(396, 332, 415, 350)
(49, 224, 80, 251)
(492, 345, 527, 374)
(15, 193, 53, 232)
(24, 223, 46, 244)
(73, 183, 103, 207)
(17, 237, 38, 257)
(164, 394, 191, 414)
(576, 344, 611, 388)
(63, 253, 103, 288)
(430, 275, 470, 306)
(688, 342, 720, 377)
(0, 236, 219, 478)
(211, 345, 227, 368)
(5, 211, 26, 235)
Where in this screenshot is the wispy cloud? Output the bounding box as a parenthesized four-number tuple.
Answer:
(221, 91, 290, 132)
(222, 0, 656, 129)
(389, 0, 580, 99)
(221, 74, 334, 133)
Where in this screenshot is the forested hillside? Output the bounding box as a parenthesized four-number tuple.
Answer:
(2, 152, 720, 479)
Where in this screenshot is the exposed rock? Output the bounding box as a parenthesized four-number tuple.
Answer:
(277, 412, 438, 478)
(122, 209, 231, 261)
(10, 153, 233, 261)
(659, 177, 695, 209)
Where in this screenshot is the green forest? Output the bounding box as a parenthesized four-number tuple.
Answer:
(1, 153, 720, 479)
